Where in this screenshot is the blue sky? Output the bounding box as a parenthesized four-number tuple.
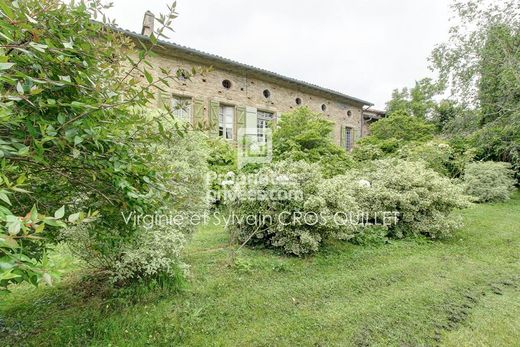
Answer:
(104, 0, 453, 109)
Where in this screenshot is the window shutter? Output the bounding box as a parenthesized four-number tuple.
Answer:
(157, 91, 169, 108)
(208, 100, 220, 135)
(235, 106, 246, 140)
(271, 112, 281, 131)
(192, 98, 205, 128)
(353, 128, 361, 144)
(245, 107, 258, 135)
(340, 125, 345, 149)
(330, 124, 336, 143)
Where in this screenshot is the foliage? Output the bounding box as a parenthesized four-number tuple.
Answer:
(354, 111, 436, 156)
(272, 107, 353, 177)
(431, 0, 520, 177)
(397, 139, 475, 178)
(225, 160, 359, 256)
(206, 137, 237, 204)
(364, 111, 435, 143)
(3, 195, 520, 346)
(62, 126, 209, 282)
(386, 78, 441, 119)
(0, 0, 198, 286)
(332, 159, 471, 239)
(461, 161, 516, 203)
(0, 204, 93, 292)
(351, 142, 385, 162)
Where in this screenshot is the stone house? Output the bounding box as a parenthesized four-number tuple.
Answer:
(122, 11, 378, 151)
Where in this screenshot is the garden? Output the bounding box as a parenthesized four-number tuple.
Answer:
(1, 0, 519, 346)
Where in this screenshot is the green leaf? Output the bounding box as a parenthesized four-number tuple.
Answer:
(0, 270, 22, 281)
(1, 235, 19, 248)
(34, 223, 45, 233)
(0, 191, 11, 206)
(54, 205, 65, 219)
(43, 219, 66, 228)
(16, 81, 24, 94)
(68, 212, 80, 223)
(144, 69, 153, 83)
(0, 63, 14, 70)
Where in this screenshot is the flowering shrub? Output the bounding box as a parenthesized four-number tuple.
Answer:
(63, 128, 209, 283)
(462, 161, 516, 203)
(334, 159, 471, 239)
(225, 160, 359, 256)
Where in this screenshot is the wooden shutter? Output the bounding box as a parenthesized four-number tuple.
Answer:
(340, 125, 346, 149)
(245, 107, 258, 135)
(330, 123, 337, 143)
(157, 91, 169, 109)
(235, 106, 246, 140)
(353, 128, 361, 144)
(192, 98, 205, 128)
(208, 100, 220, 135)
(271, 112, 281, 130)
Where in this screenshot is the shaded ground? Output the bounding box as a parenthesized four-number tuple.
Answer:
(1, 193, 520, 346)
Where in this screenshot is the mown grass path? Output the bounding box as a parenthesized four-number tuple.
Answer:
(1, 193, 520, 346)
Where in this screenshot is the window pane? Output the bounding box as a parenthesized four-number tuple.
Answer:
(172, 97, 191, 121)
(219, 106, 234, 140)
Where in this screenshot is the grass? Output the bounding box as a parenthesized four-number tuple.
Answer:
(1, 192, 520, 346)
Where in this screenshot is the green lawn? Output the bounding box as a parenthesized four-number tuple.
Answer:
(1, 193, 520, 346)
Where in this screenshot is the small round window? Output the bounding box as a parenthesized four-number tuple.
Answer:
(295, 97, 302, 105)
(263, 89, 271, 99)
(321, 104, 327, 112)
(347, 110, 352, 117)
(222, 79, 232, 89)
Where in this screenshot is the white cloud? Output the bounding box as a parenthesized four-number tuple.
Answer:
(104, 0, 452, 109)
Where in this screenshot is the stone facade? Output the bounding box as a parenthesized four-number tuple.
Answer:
(129, 13, 373, 150)
(148, 51, 367, 147)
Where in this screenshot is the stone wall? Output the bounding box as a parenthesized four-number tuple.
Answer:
(147, 50, 364, 147)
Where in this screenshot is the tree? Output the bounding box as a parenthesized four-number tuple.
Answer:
(355, 111, 436, 156)
(0, 0, 199, 290)
(386, 78, 440, 119)
(431, 0, 520, 176)
(272, 107, 353, 177)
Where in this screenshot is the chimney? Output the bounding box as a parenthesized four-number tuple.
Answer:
(141, 10, 155, 37)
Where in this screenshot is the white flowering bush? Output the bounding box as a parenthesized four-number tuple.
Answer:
(64, 127, 209, 283)
(225, 160, 359, 256)
(462, 161, 516, 203)
(333, 159, 471, 239)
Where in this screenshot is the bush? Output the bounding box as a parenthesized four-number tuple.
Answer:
(63, 127, 210, 282)
(0, 0, 188, 288)
(462, 161, 516, 203)
(332, 159, 471, 239)
(355, 111, 436, 157)
(396, 139, 476, 178)
(206, 137, 237, 205)
(273, 107, 354, 177)
(225, 160, 359, 256)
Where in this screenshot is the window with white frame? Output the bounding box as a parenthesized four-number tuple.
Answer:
(345, 127, 353, 151)
(257, 110, 274, 144)
(171, 96, 192, 121)
(219, 105, 234, 140)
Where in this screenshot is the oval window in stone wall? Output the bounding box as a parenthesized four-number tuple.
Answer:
(295, 97, 302, 105)
(321, 104, 327, 112)
(347, 110, 352, 117)
(263, 89, 271, 99)
(222, 79, 232, 89)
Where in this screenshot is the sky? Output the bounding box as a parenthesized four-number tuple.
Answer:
(103, 0, 453, 109)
